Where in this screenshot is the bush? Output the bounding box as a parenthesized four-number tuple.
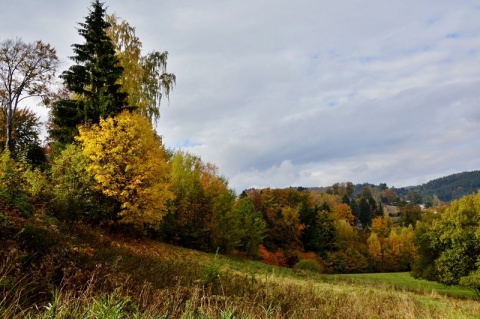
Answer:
(258, 245, 287, 267)
(0, 151, 32, 217)
(19, 222, 63, 258)
(50, 144, 116, 224)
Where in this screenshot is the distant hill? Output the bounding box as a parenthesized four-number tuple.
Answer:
(250, 170, 480, 204)
(393, 170, 480, 202)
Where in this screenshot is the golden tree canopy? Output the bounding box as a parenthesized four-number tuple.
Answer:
(76, 111, 172, 225)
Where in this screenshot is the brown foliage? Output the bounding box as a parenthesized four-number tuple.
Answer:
(258, 244, 287, 267)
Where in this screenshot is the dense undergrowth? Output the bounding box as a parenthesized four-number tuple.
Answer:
(1, 218, 480, 319)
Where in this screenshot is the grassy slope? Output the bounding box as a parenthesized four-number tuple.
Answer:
(2, 224, 480, 318)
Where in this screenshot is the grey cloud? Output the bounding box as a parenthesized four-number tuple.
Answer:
(2, 1, 480, 193)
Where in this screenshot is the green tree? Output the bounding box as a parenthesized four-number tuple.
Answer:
(411, 214, 441, 281)
(413, 193, 480, 287)
(434, 194, 480, 286)
(160, 151, 203, 247)
(209, 187, 240, 254)
(356, 187, 381, 227)
(161, 151, 240, 252)
(106, 14, 176, 123)
(0, 108, 45, 166)
(235, 197, 267, 258)
(406, 191, 423, 205)
(308, 210, 336, 256)
(50, 0, 129, 144)
(199, 162, 239, 252)
(460, 268, 480, 297)
(0, 38, 58, 152)
(401, 203, 422, 228)
(0, 150, 31, 215)
(298, 194, 337, 256)
(50, 144, 113, 223)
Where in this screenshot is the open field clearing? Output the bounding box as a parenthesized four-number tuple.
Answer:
(339, 272, 478, 299)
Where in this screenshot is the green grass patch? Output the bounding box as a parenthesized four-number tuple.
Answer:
(339, 272, 477, 299)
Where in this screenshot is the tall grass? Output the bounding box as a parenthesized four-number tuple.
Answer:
(2, 225, 480, 318)
(3, 269, 480, 318)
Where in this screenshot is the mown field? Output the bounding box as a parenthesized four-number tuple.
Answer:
(1, 224, 480, 318)
(339, 272, 478, 299)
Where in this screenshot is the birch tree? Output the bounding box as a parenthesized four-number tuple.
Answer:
(106, 14, 176, 123)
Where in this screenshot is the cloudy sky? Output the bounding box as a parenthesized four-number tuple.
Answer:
(2, 1, 480, 192)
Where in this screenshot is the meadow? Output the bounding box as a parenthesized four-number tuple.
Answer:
(1, 224, 479, 319)
(339, 272, 477, 299)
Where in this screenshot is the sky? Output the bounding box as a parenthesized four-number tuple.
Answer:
(2, 0, 480, 193)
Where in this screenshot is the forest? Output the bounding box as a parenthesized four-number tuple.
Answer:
(1, 1, 480, 317)
(394, 170, 480, 202)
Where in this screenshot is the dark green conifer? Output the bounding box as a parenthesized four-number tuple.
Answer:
(51, 0, 129, 144)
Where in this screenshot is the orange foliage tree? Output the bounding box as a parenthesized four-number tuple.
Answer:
(331, 203, 355, 224)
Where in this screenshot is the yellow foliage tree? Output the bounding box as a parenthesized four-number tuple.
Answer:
(334, 219, 356, 249)
(370, 215, 392, 238)
(387, 230, 401, 258)
(76, 111, 173, 226)
(106, 14, 176, 124)
(399, 225, 417, 264)
(310, 192, 340, 210)
(367, 232, 383, 263)
(331, 203, 355, 224)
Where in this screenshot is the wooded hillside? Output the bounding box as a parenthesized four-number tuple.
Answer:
(392, 170, 480, 203)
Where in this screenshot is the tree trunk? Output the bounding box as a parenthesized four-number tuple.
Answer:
(4, 99, 15, 153)
(6, 106, 12, 152)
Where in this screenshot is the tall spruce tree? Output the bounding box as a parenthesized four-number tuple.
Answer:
(50, 0, 129, 144)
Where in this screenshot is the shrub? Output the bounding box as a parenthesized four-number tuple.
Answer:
(0, 150, 32, 216)
(19, 222, 63, 257)
(50, 144, 115, 224)
(258, 245, 287, 267)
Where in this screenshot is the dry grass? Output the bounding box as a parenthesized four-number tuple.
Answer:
(1, 225, 480, 318)
(3, 271, 480, 318)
